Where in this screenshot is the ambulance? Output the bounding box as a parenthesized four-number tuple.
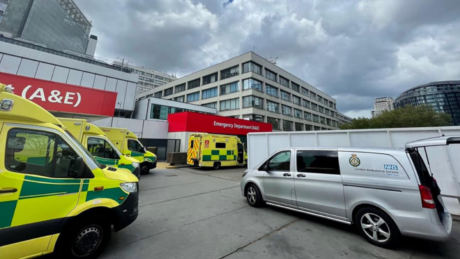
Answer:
(0, 84, 139, 259)
(187, 133, 247, 169)
(59, 118, 141, 179)
(99, 127, 157, 175)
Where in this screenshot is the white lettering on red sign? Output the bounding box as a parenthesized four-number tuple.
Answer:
(213, 121, 260, 131)
(21, 85, 81, 107)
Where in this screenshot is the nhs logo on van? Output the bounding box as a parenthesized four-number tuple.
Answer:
(384, 164, 398, 170)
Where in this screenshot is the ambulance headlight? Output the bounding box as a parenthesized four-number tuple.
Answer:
(120, 182, 138, 193)
(132, 162, 139, 168)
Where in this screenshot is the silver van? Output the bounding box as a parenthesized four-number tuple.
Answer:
(240, 136, 455, 248)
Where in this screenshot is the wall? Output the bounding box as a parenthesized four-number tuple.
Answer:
(168, 132, 193, 152)
(92, 117, 169, 139)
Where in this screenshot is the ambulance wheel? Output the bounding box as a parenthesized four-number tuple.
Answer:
(141, 164, 150, 175)
(213, 162, 221, 170)
(55, 215, 111, 259)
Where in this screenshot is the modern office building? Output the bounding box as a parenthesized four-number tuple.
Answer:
(113, 62, 177, 94)
(137, 52, 340, 131)
(372, 97, 394, 117)
(0, 0, 96, 56)
(395, 81, 460, 125)
(336, 112, 352, 126)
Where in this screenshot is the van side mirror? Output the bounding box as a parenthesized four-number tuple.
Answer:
(70, 157, 85, 178)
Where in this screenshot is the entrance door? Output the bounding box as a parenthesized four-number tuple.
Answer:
(261, 151, 295, 206)
(237, 143, 244, 164)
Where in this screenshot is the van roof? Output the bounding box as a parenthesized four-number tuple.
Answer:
(99, 127, 137, 138)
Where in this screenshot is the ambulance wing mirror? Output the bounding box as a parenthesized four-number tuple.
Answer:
(70, 157, 85, 178)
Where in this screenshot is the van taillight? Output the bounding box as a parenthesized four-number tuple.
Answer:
(419, 185, 436, 209)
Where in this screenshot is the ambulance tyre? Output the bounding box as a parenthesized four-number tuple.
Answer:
(213, 162, 221, 170)
(140, 163, 150, 175)
(55, 215, 111, 259)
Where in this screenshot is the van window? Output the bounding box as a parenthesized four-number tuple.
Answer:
(408, 148, 432, 185)
(216, 143, 226, 149)
(190, 140, 194, 149)
(268, 151, 291, 171)
(128, 139, 145, 153)
(5, 128, 82, 178)
(297, 150, 340, 175)
(88, 138, 120, 159)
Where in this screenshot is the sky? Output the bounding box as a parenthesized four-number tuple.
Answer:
(74, 0, 460, 118)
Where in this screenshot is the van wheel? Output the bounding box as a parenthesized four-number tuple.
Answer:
(246, 184, 263, 207)
(55, 216, 111, 259)
(213, 162, 221, 170)
(355, 207, 400, 248)
(140, 164, 150, 175)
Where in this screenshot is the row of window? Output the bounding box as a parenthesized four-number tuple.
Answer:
(265, 150, 339, 174)
(266, 117, 331, 131)
(133, 70, 173, 82)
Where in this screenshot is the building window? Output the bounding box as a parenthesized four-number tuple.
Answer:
(282, 105, 292, 116)
(243, 62, 261, 74)
(243, 114, 265, 122)
(305, 125, 312, 131)
(318, 95, 323, 103)
(220, 98, 240, 111)
(175, 84, 186, 93)
(313, 114, 319, 123)
(314, 126, 321, 131)
(164, 87, 173, 97)
(320, 117, 326, 125)
(265, 69, 277, 82)
(295, 122, 303, 131)
(310, 92, 317, 100)
(220, 82, 239, 95)
(281, 90, 290, 102)
(174, 96, 185, 102)
(293, 95, 301, 106)
(294, 109, 303, 119)
(202, 102, 217, 109)
(202, 87, 218, 99)
(311, 103, 318, 111)
(221, 66, 239, 80)
(329, 101, 334, 108)
(188, 78, 201, 90)
(325, 108, 330, 116)
(154, 92, 162, 98)
(267, 117, 280, 130)
(243, 78, 263, 92)
(187, 92, 200, 102)
(203, 73, 218, 85)
(304, 112, 312, 121)
(267, 100, 279, 113)
(151, 105, 185, 120)
(283, 120, 293, 131)
(291, 82, 300, 93)
(266, 84, 278, 97)
(319, 106, 324, 113)
(279, 76, 289, 88)
(302, 99, 310, 109)
(243, 96, 264, 109)
(302, 87, 309, 96)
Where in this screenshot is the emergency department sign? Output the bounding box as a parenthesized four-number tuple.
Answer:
(0, 72, 117, 116)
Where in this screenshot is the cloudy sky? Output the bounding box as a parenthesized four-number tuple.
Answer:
(75, 0, 460, 118)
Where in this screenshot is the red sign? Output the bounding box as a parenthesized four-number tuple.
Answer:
(0, 72, 117, 116)
(168, 112, 273, 135)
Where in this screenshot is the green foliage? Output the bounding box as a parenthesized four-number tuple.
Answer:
(340, 105, 452, 130)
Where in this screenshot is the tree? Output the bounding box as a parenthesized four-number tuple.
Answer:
(340, 105, 452, 130)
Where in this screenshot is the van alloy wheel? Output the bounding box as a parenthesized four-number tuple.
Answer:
(360, 213, 391, 243)
(71, 226, 103, 257)
(247, 186, 257, 205)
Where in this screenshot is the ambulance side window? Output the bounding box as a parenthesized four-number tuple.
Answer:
(128, 139, 144, 153)
(216, 143, 226, 149)
(88, 138, 120, 159)
(5, 128, 81, 178)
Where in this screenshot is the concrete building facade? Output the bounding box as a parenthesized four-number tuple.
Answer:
(372, 97, 394, 117)
(137, 52, 340, 131)
(336, 112, 352, 126)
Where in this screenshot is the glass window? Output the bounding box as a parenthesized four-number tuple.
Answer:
(303, 99, 310, 109)
(293, 95, 301, 106)
(164, 87, 173, 97)
(304, 112, 312, 121)
(5, 129, 82, 178)
(174, 96, 184, 102)
(302, 87, 309, 96)
(279, 76, 289, 88)
(175, 84, 186, 93)
(220, 82, 239, 95)
(320, 117, 326, 125)
(267, 151, 291, 171)
(305, 125, 312, 131)
(203, 73, 218, 85)
(243, 96, 264, 109)
(220, 98, 240, 111)
(216, 143, 226, 148)
(154, 92, 162, 98)
(294, 109, 303, 118)
(188, 79, 201, 89)
(310, 92, 317, 99)
(151, 104, 169, 120)
(87, 138, 119, 159)
(291, 82, 300, 92)
(266, 84, 278, 97)
(267, 101, 279, 113)
(202, 102, 217, 109)
(313, 114, 319, 123)
(243, 78, 263, 92)
(187, 92, 200, 102)
(243, 62, 261, 74)
(283, 120, 293, 131)
(295, 122, 303, 131)
(319, 106, 324, 113)
(281, 90, 290, 101)
(265, 69, 277, 81)
(221, 66, 239, 80)
(296, 150, 340, 175)
(311, 103, 318, 111)
(267, 117, 280, 130)
(128, 139, 145, 153)
(282, 105, 292, 116)
(202, 87, 218, 99)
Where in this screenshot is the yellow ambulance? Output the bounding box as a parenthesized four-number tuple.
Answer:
(0, 84, 139, 259)
(100, 127, 157, 175)
(187, 133, 247, 169)
(59, 118, 141, 179)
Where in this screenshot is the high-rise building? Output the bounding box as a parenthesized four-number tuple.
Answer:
(137, 52, 340, 131)
(372, 97, 394, 117)
(336, 112, 352, 126)
(395, 81, 460, 125)
(0, 0, 96, 56)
